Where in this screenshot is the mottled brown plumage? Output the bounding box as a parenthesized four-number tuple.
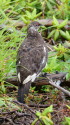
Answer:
(16, 21, 48, 103)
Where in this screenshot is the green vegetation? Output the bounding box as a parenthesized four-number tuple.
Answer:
(32, 105, 53, 125)
(43, 44, 70, 80)
(47, 17, 70, 41)
(62, 117, 70, 125)
(0, 0, 70, 124)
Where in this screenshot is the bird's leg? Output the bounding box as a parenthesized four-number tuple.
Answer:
(17, 82, 31, 103)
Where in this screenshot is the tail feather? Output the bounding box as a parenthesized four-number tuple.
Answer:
(17, 83, 31, 103)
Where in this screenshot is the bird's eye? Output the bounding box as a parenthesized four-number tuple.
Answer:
(35, 24, 38, 26)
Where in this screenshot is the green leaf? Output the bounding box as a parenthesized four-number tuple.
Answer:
(0, 99, 5, 107)
(28, 1, 37, 6)
(0, 9, 8, 19)
(35, 12, 42, 18)
(47, 30, 55, 38)
(31, 118, 38, 125)
(36, 111, 42, 117)
(60, 30, 67, 39)
(54, 30, 59, 41)
(63, 117, 70, 125)
(52, 16, 59, 26)
(32, 8, 36, 17)
(42, 116, 53, 125)
(66, 31, 70, 40)
(43, 118, 50, 125)
(46, 1, 52, 10)
(26, 10, 32, 18)
(66, 105, 70, 109)
(60, 30, 70, 40)
(58, 19, 68, 28)
(49, 0, 56, 4)
(21, 17, 28, 24)
(42, 105, 53, 116)
(1, 83, 6, 94)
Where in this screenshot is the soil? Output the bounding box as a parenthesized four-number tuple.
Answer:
(0, 87, 70, 125)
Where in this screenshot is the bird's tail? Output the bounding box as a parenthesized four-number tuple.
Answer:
(17, 82, 31, 103)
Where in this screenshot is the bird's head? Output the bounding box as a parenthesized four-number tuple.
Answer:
(28, 21, 41, 30)
(27, 21, 42, 37)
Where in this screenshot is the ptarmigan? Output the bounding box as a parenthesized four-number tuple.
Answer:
(16, 21, 48, 103)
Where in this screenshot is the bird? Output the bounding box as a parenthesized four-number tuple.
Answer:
(16, 21, 48, 103)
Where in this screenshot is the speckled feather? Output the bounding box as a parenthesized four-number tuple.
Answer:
(16, 21, 48, 103)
